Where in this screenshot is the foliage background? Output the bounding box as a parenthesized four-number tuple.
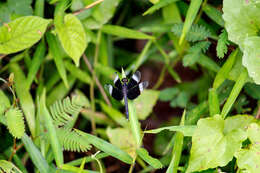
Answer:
(1, 0, 260, 172)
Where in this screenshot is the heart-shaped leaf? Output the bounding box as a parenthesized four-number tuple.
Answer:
(56, 14, 86, 66)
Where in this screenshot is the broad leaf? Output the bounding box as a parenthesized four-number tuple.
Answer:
(187, 115, 247, 172)
(83, 0, 121, 29)
(133, 90, 159, 120)
(0, 16, 51, 54)
(106, 127, 137, 158)
(242, 37, 260, 84)
(223, 0, 260, 50)
(56, 14, 86, 66)
(159, 87, 179, 101)
(235, 123, 260, 172)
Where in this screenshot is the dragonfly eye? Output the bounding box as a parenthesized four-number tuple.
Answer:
(122, 78, 128, 83)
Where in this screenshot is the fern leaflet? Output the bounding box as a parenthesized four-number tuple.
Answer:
(5, 108, 25, 139)
(0, 160, 22, 173)
(50, 96, 83, 127)
(172, 23, 211, 42)
(57, 127, 91, 152)
(217, 29, 229, 58)
(183, 41, 211, 67)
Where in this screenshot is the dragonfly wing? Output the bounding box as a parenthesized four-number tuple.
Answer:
(127, 81, 148, 100)
(107, 84, 123, 100)
(127, 71, 141, 89)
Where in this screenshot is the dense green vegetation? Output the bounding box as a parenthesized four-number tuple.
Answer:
(1, 0, 260, 172)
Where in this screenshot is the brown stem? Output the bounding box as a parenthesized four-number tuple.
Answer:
(83, 54, 112, 107)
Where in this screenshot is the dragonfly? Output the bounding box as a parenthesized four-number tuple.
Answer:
(107, 70, 149, 120)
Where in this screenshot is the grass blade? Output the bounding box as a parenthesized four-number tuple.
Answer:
(221, 68, 248, 119)
(143, 0, 179, 16)
(144, 125, 196, 136)
(203, 4, 224, 26)
(75, 129, 133, 164)
(9, 63, 36, 137)
(179, 0, 203, 44)
(208, 88, 220, 116)
(102, 25, 154, 40)
(166, 111, 185, 173)
(46, 32, 69, 88)
(21, 134, 51, 173)
(25, 40, 46, 90)
(136, 148, 162, 169)
(213, 49, 238, 89)
(39, 89, 64, 167)
(128, 101, 142, 147)
(64, 61, 92, 84)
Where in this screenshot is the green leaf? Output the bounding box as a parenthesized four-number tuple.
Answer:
(22, 134, 51, 173)
(136, 148, 163, 169)
(56, 14, 86, 66)
(83, 0, 121, 29)
(208, 88, 220, 116)
(102, 25, 154, 40)
(172, 23, 211, 42)
(129, 101, 142, 147)
(242, 36, 260, 84)
(133, 90, 159, 120)
(216, 29, 229, 59)
(159, 87, 179, 101)
(223, 0, 260, 50)
(179, 0, 203, 44)
(0, 160, 23, 173)
(5, 107, 25, 138)
(183, 41, 211, 67)
(100, 101, 128, 127)
(46, 32, 68, 88)
(39, 89, 64, 167)
(7, 0, 33, 16)
(203, 4, 224, 26)
(213, 49, 238, 89)
(25, 40, 46, 90)
(145, 125, 196, 136)
(235, 123, 260, 172)
(221, 68, 248, 119)
(186, 115, 247, 173)
(244, 83, 260, 100)
(223, 115, 255, 134)
(143, 0, 179, 16)
(0, 90, 10, 116)
(9, 63, 36, 137)
(0, 16, 51, 54)
(64, 61, 92, 85)
(106, 127, 137, 158)
(75, 129, 133, 164)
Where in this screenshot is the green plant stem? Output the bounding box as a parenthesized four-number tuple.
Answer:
(152, 65, 167, 90)
(34, 0, 45, 17)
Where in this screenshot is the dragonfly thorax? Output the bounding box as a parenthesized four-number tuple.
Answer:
(121, 78, 128, 83)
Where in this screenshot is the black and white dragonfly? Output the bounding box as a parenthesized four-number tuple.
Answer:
(107, 71, 149, 119)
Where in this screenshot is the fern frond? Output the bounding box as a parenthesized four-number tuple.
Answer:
(5, 108, 25, 139)
(217, 29, 229, 58)
(0, 160, 22, 173)
(183, 41, 211, 67)
(172, 23, 211, 42)
(189, 41, 211, 53)
(50, 96, 83, 127)
(57, 127, 91, 152)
